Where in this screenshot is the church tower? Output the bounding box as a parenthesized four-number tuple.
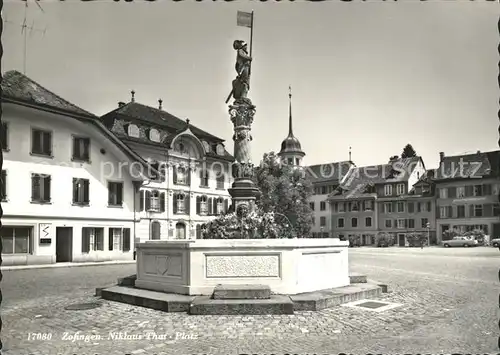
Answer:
(278, 86, 305, 166)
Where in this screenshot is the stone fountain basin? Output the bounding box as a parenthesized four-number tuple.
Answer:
(135, 238, 350, 296)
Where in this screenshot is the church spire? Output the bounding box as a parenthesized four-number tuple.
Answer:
(288, 85, 293, 136)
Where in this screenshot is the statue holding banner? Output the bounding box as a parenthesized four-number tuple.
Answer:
(229, 40, 253, 104)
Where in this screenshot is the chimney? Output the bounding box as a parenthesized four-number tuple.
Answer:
(158, 99, 163, 110)
(439, 152, 444, 162)
(476, 150, 481, 154)
(118, 102, 125, 108)
(131, 90, 135, 102)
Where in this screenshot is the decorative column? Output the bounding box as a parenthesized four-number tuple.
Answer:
(228, 102, 261, 214)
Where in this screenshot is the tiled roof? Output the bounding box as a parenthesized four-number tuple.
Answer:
(434, 151, 500, 180)
(105, 101, 224, 142)
(1, 70, 95, 117)
(329, 156, 421, 199)
(305, 161, 353, 184)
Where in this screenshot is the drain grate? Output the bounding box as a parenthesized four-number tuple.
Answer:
(341, 299, 402, 312)
(356, 301, 388, 309)
(64, 302, 102, 311)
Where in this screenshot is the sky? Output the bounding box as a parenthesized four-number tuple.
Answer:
(3, 1, 499, 169)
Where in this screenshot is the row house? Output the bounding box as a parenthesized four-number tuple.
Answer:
(328, 156, 429, 246)
(0, 71, 156, 266)
(434, 150, 500, 241)
(306, 161, 354, 237)
(100, 92, 233, 242)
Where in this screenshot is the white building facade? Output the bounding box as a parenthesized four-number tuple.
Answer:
(1, 71, 154, 266)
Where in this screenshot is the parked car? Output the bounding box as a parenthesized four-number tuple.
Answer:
(490, 238, 500, 248)
(442, 236, 478, 248)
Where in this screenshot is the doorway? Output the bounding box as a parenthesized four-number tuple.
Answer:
(398, 234, 406, 247)
(175, 222, 186, 239)
(56, 227, 73, 262)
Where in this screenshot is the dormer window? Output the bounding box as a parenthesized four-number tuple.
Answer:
(149, 129, 160, 142)
(128, 124, 140, 138)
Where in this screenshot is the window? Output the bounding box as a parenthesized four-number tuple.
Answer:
(31, 129, 52, 156)
(321, 186, 327, 195)
(365, 217, 372, 227)
(408, 219, 415, 228)
(352, 202, 359, 212)
(474, 204, 483, 217)
(72, 178, 90, 205)
(82, 227, 104, 253)
(408, 202, 414, 213)
(200, 169, 209, 187)
(457, 186, 465, 198)
(150, 221, 161, 240)
(473, 185, 483, 197)
(385, 219, 392, 228)
(127, 124, 140, 137)
(149, 129, 160, 142)
(397, 219, 406, 229)
(174, 193, 189, 214)
(439, 188, 448, 199)
(174, 166, 188, 185)
(363, 200, 374, 211)
(109, 228, 122, 251)
(108, 182, 123, 206)
(144, 190, 165, 212)
(197, 195, 209, 215)
(494, 204, 500, 216)
(149, 162, 164, 181)
(72, 137, 90, 162)
(150, 190, 161, 211)
(384, 203, 392, 214)
(338, 202, 345, 213)
(1, 170, 7, 201)
(426, 201, 431, 212)
(384, 185, 393, 196)
(319, 216, 327, 227)
(351, 218, 358, 228)
(457, 205, 465, 218)
(216, 197, 224, 215)
(396, 183, 405, 195)
(1, 226, 32, 254)
(320, 201, 326, 211)
(338, 218, 344, 228)
(216, 172, 225, 189)
(31, 174, 51, 203)
(439, 206, 452, 218)
(421, 218, 429, 228)
(396, 202, 405, 213)
(309, 202, 315, 211)
(1, 122, 8, 151)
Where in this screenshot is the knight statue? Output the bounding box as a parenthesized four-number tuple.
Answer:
(228, 39, 253, 105)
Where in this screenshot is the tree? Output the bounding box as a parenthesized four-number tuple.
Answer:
(253, 152, 314, 237)
(401, 144, 417, 158)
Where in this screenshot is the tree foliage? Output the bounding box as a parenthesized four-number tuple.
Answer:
(253, 152, 314, 238)
(401, 144, 417, 158)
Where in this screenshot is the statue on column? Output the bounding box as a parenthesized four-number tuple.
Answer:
(229, 40, 253, 105)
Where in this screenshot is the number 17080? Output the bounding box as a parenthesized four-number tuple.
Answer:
(27, 333, 52, 341)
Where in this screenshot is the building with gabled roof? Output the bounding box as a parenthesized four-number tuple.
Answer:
(1, 70, 157, 266)
(434, 150, 500, 241)
(100, 92, 234, 241)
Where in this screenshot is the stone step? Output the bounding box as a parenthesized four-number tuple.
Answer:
(212, 284, 271, 300)
(349, 273, 367, 284)
(189, 295, 294, 315)
(100, 286, 194, 312)
(290, 282, 382, 311)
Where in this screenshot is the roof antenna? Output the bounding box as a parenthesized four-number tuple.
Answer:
(349, 146, 352, 162)
(158, 99, 163, 110)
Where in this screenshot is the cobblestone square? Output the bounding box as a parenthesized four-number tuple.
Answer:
(2, 247, 498, 354)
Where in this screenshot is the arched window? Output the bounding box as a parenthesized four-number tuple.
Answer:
(149, 129, 160, 142)
(197, 195, 208, 215)
(151, 221, 161, 240)
(176, 194, 185, 214)
(200, 168, 209, 187)
(216, 197, 224, 215)
(150, 190, 160, 211)
(174, 166, 187, 185)
(128, 124, 140, 138)
(175, 222, 186, 239)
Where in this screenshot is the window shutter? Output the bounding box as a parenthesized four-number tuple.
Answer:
(73, 138, 79, 159)
(173, 194, 178, 214)
(108, 228, 114, 251)
(196, 196, 201, 214)
(408, 202, 414, 213)
(123, 228, 131, 251)
(484, 203, 493, 217)
(84, 139, 90, 160)
(212, 198, 217, 215)
(207, 197, 213, 215)
(160, 192, 166, 212)
(107, 183, 113, 205)
(43, 132, 51, 155)
(44, 176, 51, 201)
(185, 194, 190, 214)
(117, 183, 123, 205)
(173, 167, 178, 184)
(448, 187, 457, 198)
(484, 184, 492, 195)
(139, 190, 144, 211)
(451, 206, 457, 218)
(224, 199, 229, 213)
(417, 202, 421, 213)
(145, 190, 151, 210)
(32, 131, 41, 153)
(83, 180, 90, 203)
(72, 178, 78, 203)
(1, 170, 6, 200)
(426, 201, 431, 212)
(465, 185, 473, 197)
(32, 175, 40, 201)
(469, 204, 474, 217)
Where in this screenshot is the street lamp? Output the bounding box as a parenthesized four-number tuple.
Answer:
(426, 222, 430, 246)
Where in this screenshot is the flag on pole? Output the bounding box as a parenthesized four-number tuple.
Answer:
(237, 11, 253, 28)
